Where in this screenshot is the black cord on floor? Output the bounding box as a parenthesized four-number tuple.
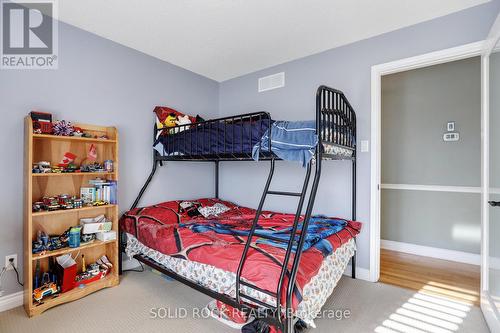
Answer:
(11, 263, 23, 287)
(122, 260, 145, 273)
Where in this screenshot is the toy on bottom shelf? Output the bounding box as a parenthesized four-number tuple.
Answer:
(75, 255, 112, 286)
(33, 282, 58, 302)
(33, 270, 59, 303)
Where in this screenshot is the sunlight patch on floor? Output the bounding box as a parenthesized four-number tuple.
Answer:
(374, 282, 475, 333)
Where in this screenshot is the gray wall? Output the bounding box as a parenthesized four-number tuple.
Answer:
(0, 22, 219, 296)
(218, 1, 500, 270)
(381, 58, 482, 253)
(382, 58, 481, 187)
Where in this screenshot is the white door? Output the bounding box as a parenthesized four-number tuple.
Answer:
(482, 12, 500, 332)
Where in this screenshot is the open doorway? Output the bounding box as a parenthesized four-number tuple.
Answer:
(379, 57, 481, 305)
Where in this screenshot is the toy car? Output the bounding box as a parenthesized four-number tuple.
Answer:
(33, 282, 58, 302)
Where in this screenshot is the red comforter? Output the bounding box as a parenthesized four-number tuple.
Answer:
(120, 198, 361, 309)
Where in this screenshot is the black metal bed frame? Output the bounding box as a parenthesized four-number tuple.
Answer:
(118, 85, 357, 333)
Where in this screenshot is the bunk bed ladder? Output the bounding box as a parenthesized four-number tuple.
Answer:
(235, 156, 313, 329)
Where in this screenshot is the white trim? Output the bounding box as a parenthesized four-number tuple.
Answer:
(370, 40, 485, 284)
(482, 291, 500, 333)
(0, 291, 23, 313)
(484, 12, 500, 56)
(381, 183, 500, 194)
(343, 265, 371, 282)
(381, 239, 480, 266)
(481, 12, 500, 331)
(481, 54, 490, 293)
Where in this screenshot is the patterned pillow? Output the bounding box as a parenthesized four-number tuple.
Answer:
(198, 203, 230, 218)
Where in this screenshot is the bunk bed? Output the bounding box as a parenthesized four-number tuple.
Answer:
(119, 85, 360, 333)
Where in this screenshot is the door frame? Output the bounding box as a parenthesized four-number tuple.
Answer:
(369, 41, 487, 283)
(481, 11, 500, 332)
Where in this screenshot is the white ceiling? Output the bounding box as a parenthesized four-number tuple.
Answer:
(57, 0, 489, 82)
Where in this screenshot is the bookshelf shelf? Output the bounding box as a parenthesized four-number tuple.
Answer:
(24, 117, 119, 317)
(33, 133, 117, 143)
(31, 240, 116, 260)
(32, 204, 117, 217)
(32, 172, 116, 177)
(31, 275, 118, 316)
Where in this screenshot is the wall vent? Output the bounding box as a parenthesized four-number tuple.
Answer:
(258, 72, 285, 92)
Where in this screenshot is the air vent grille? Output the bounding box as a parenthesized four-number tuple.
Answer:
(258, 72, 285, 92)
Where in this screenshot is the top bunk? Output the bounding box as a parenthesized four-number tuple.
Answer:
(152, 85, 356, 163)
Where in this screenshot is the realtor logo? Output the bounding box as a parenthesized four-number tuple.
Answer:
(1, 0, 58, 69)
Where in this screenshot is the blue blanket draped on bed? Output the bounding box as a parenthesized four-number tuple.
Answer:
(179, 216, 347, 257)
(252, 120, 318, 167)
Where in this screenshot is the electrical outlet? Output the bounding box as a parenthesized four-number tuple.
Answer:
(5, 254, 17, 271)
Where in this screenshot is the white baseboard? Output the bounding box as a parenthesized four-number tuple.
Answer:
(0, 291, 23, 313)
(343, 265, 371, 281)
(381, 239, 480, 266)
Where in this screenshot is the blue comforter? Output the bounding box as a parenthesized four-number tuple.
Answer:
(180, 216, 347, 256)
(252, 120, 318, 167)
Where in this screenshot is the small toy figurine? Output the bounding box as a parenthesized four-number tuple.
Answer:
(72, 127, 84, 137)
(81, 254, 86, 272)
(32, 161, 51, 173)
(33, 282, 58, 302)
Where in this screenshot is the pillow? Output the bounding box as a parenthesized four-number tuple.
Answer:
(198, 203, 230, 218)
(154, 106, 204, 130)
(179, 201, 202, 217)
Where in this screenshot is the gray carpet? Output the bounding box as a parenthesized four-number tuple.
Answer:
(0, 268, 489, 333)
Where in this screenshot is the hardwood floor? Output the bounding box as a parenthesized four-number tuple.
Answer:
(380, 249, 481, 306)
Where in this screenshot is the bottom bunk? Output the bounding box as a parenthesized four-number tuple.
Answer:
(120, 198, 361, 329)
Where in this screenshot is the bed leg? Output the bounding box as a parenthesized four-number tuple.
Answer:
(351, 251, 356, 279)
(118, 231, 124, 275)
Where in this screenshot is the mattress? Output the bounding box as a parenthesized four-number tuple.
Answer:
(120, 198, 361, 327)
(154, 119, 270, 157)
(153, 120, 354, 159)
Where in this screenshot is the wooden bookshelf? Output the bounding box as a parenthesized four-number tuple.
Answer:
(24, 117, 119, 317)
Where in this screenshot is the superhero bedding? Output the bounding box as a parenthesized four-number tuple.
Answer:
(153, 119, 354, 165)
(120, 198, 361, 328)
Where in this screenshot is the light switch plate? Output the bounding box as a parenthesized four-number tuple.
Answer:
(447, 121, 455, 132)
(361, 140, 369, 152)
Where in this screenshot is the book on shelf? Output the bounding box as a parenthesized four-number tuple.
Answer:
(80, 179, 117, 204)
